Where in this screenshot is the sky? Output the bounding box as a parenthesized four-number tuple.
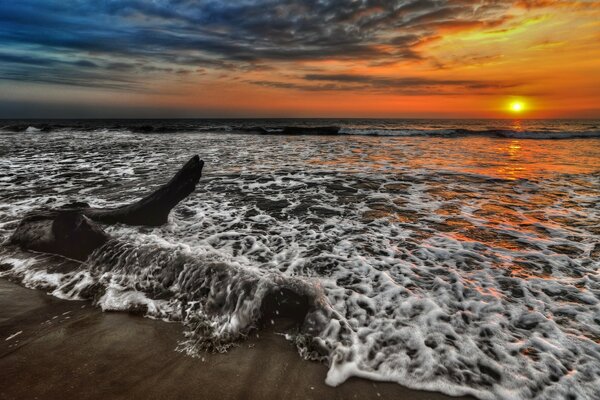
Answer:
(1, 0, 599, 119)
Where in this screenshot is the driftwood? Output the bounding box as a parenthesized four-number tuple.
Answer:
(8, 155, 204, 261)
(9, 211, 111, 261)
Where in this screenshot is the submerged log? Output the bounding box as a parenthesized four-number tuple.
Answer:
(8, 155, 204, 261)
(259, 287, 311, 326)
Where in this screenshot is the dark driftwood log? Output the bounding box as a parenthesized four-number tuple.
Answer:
(8, 155, 204, 261)
(9, 211, 110, 261)
(83, 155, 204, 226)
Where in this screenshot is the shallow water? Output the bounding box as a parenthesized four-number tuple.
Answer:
(1, 125, 599, 400)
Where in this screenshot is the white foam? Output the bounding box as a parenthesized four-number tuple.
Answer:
(97, 285, 175, 318)
(5, 331, 23, 341)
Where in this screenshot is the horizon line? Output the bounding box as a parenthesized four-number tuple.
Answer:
(1, 117, 599, 121)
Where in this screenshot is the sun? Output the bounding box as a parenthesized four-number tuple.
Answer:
(509, 101, 526, 113)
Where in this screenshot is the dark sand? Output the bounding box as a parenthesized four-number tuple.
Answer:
(0, 279, 473, 400)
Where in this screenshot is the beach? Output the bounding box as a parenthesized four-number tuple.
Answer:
(0, 120, 599, 399)
(0, 279, 471, 400)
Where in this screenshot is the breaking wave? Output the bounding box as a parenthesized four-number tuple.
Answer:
(1, 119, 600, 140)
(0, 241, 333, 355)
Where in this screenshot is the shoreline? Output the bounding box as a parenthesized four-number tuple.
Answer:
(0, 279, 473, 400)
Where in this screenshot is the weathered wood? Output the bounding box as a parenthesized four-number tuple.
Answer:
(9, 211, 110, 261)
(83, 155, 204, 226)
(8, 155, 204, 260)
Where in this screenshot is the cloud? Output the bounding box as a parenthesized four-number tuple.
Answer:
(0, 52, 99, 68)
(252, 73, 522, 95)
(0, 0, 572, 92)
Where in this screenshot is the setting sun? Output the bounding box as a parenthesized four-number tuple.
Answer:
(509, 101, 526, 113)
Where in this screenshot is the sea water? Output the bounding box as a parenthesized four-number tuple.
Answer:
(0, 119, 599, 399)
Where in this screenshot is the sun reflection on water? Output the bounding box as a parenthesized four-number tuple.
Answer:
(498, 140, 526, 180)
(305, 133, 599, 182)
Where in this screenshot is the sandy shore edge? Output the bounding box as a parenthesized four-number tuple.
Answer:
(0, 279, 473, 400)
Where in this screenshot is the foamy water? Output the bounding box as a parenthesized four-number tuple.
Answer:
(0, 122, 599, 399)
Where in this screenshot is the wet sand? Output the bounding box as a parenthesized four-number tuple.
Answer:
(0, 279, 473, 400)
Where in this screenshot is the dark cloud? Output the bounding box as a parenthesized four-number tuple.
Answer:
(0, 53, 98, 68)
(249, 80, 359, 92)
(0, 68, 145, 91)
(0, 0, 540, 92)
(253, 73, 521, 95)
(304, 73, 520, 89)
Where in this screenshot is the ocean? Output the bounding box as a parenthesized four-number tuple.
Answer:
(0, 119, 599, 399)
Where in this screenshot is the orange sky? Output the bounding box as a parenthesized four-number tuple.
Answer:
(1, 0, 599, 118)
(177, 2, 600, 118)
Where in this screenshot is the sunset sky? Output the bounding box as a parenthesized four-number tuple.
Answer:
(1, 0, 599, 118)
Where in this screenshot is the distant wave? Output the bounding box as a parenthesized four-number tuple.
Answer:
(497, 130, 600, 139)
(2, 123, 600, 139)
(237, 126, 341, 135)
(338, 127, 600, 139)
(0, 124, 54, 133)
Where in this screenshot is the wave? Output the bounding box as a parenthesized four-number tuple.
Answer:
(2, 122, 599, 139)
(0, 124, 53, 133)
(24, 126, 43, 133)
(339, 128, 600, 139)
(3, 228, 600, 400)
(237, 126, 341, 135)
(497, 130, 600, 139)
(2, 173, 600, 398)
(0, 241, 335, 355)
